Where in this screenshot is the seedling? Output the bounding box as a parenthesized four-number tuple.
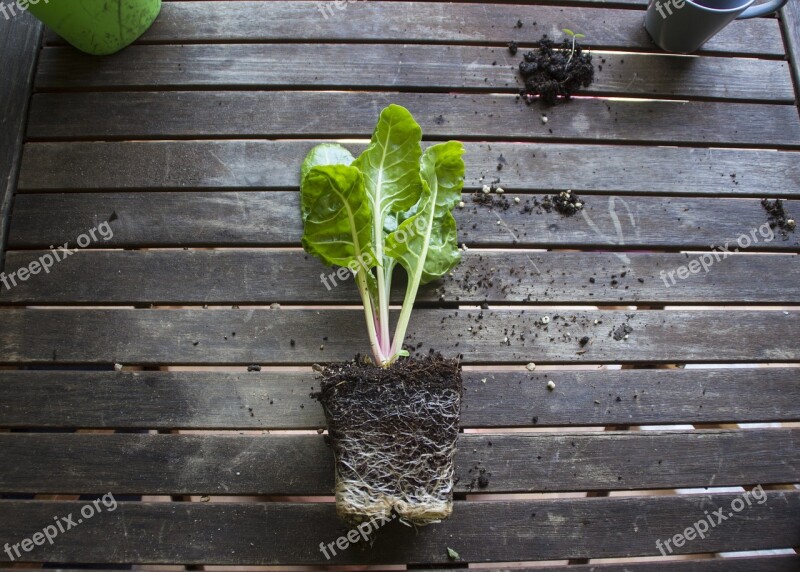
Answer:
(562, 28, 586, 65)
(300, 105, 465, 367)
(301, 105, 466, 526)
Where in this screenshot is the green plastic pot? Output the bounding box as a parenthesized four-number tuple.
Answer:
(27, 0, 161, 55)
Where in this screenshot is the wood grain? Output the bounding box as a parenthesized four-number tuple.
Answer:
(0, 493, 797, 564)
(0, 309, 796, 365)
(41, 1, 785, 57)
(0, 13, 41, 267)
(8, 192, 800, 251)
(2, 250, 797, 305)
(34, 45, 795, 102)
(17, 140, 800, 197)
(0, 368, 798, 429)
(0, 430, 796, 495)
(26, 91, 800, 147)
(13, 557, 800, 572)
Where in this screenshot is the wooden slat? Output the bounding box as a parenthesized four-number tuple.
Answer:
(16, 557, 800, 572)
(17, 141, 800, 197)
(0, 309, 796, 365)
(11, 556, 800, 572)
(26, 92, 800, 147)
(34, 45, 795, 102)
(782, 0, 800, 113)
(0, 13, 41, 266)
(0, 493, 797, 564)
(416, 557, 800, 572)
(42, 1, 785, 57)
(0, 430, 797, 495)
(2, 250, 798, 305)
(1, 368, 798, 429)
(9, 192, 800, 251)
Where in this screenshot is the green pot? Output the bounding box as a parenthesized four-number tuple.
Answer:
(28, 0, 161, 55)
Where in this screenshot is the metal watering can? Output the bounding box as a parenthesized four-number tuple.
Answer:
(645, 0, 790, 54)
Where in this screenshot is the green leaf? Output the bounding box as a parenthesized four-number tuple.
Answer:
(574, 33, 586, 39)
(447, 547, 460, 560)
(386, 141, 465, 284)
(300, 144, 356, 221)
(562, 28, 575, 36)
(352, 104, 423, 238)
(300, 164, 375, 270)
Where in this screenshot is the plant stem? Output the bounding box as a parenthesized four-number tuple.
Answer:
(567, 36, 576, 66)
(388, 195, 438, 363)
(356, 270, 386, 365)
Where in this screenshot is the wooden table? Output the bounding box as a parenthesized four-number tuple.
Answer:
(1, 1, 799, 569)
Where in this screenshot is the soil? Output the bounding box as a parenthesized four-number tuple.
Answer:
(315, 354, 463, 525)
(472, 189, 585, 217)
(761, 198, 796, 239)
(516, 36, 595, 106)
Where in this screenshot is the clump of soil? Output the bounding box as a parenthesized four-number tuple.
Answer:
(471, 189, 586, 217)
(761, 198, 796, 239)
(315, 354, 463, 526)
(540, 190, 584, 216)
(612, 323, 633, 341)
(517, 36, 594, 106)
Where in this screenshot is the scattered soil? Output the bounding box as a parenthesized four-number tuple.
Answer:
(517, 36, 595, 106)
(761, 198, 796, 239)
(472, 189, 585, 217)
(315, 354, 463, 525)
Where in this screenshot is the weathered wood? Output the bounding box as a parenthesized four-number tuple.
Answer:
(0, 309, 796, 365)
(40, 1, 786, 57)
(26, 92, 800, 147)
(34, 45, 795, 102)
(415, 556, 800, 572)
(0, 430, 796, 495)
(12, 556, 800, 572)
(2, 250, 797, 305)
(17, 141, 800, 197)
(0, 13, 41, 267)
(0, 368, 798, 429)
(9, 192, 800, 251)
(782, 0, 800, 114)
(0, 493, 797, 564)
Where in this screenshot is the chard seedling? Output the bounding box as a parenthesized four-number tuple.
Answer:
(562, 28, 586, 65)
(300, 105, 465, 367)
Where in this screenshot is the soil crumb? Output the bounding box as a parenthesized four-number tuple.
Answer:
(517, 36, 595, 106)
(761, 198, 796, 239)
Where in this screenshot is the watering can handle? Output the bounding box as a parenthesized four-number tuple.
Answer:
(738, 0, 789, 19)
